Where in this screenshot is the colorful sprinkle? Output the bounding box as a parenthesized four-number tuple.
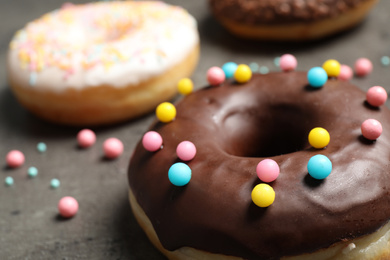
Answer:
(222, 62, 238, 79)
(338, 64, 353, 81)
(5, 176, 14, 186)
(234, 64, 252, 83)
(142, 131, 163, 152)
(380, 56, 390, 67)
(156, 102, 176, 123)
(355, 58, 373, 77)
(251, 183, 275, 207)
(207, 66, 225, 86)
(103, 137, 124, 159)
(308, 127, 330, 149)
(50, 178, 61, 189)
(279, 54, 297, 72)
(361, 119, 382, 140)
(259, 66, 269, 74)
(6, 150, 25, 168)
(366, 86, 387, 107)
(27, 166, 38, 178)
(256, 159, 280, 183)
(168, 162, 191, 186)
(77, 129, 96, 148)
(177, 78, 193, 95)
(322, 59, 341, 77)
(274, 57, 281, 67)
(307, 67, 328, 88)
(176, 141, 196, 161)
(58, 196, 79, 218)
(307, 154, 332, 180)
(37, 142, 47, 153)
(249, 62, 259, 72)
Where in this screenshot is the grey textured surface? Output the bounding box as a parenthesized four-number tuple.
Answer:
(0, 0, 389, 259)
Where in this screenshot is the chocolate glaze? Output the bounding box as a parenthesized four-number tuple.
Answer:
(128, 72, 390, 259)
(209, 0, 372, 25)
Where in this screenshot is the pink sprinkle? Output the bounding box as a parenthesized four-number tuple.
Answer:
(61, 2, 75, 9)
(6, 150, 25, 168)
(366, 86, 387, 107)
(77, 129, 96, 148)
(355, 58, 373, 77)
(361, 119, 382, 140)
(176, 141, 196, 161)
(338, 64, 353, 81)
(103, 138, 124, 159)
(207, 66, 225, 86)
(58, 196, 79, 218)
(142, 131, 163, 152)
(256, 159, 280, 183)
(279, 54, 297, 72)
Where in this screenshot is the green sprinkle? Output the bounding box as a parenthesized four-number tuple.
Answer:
(274, 57, 281, 67)
(259, 66, 270, 74)
(27, 167, 38, 178)
(381, 56, 390, 67)
(37, 142, 47, 153)
(50, 178, 60, 189)
(5, 176, 14, 186)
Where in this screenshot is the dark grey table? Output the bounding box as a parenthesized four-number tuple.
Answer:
(1, 0, 389, 259)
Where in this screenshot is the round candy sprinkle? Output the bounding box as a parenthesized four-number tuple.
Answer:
(176, 141, 197, 161)
(308, 127, 330, 149)
(222, 62, 238, 79)
(307, 67, 328, 88)
(249, 62, 259, 72)
(77, 129, 96, 148)
(251, 183, 275, 207)
(142, 131, 163, 152)
(274, 57, 281, 67)
(36, 142, 47, 153)
(156, 102, 176, 123)
(259, 66, 269, 74)
(177, 78, 193, 95)
(234, 64, 252, 83)
(27, 166, 38, 178)
(338, 64, 353, 81)
(6, 150, 25, 168)
(361, 119, 382, 140)
(366, 86, 387, 107)
(207, 66, 225, 86)
(307, 154, 332, 180)
(50, 178, 61, 189)
(381, 56, 390, 67)
(256, 159, 280, 183)
(168, 162, 192, 186)
(322, 59, 341, 77)
(58, 196, 79, 218)
(279, 54, 297, 72)
(5, 176, 14, 186)
(354, 58, 373, 77)
(103, 137, 124, 159)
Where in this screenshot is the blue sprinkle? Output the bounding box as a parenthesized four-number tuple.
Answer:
(50, 178, 60, 189)
(274, 57, 281, 67)
(37, 142, 47, 153)
(259, 66, 269, 74)
(381, 56, 390, 67)
(222, 62, 238, 79)
(168, 163, 191, 186)
(307, 154, 332, 180)
(249, 62, 259, 72)
(28, 167, 38, 178)
(307, 67, 328, 88)
(5, 176, 14, 186)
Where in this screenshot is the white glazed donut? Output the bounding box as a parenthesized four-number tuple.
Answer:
(7, 1, 199, 126)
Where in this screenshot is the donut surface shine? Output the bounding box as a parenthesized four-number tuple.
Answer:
(128, 71, 390, 259)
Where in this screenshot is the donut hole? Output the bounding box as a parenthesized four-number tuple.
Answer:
(222, 104, 314, 157)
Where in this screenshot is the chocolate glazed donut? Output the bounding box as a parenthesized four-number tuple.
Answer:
(128, 71, 390, 259)
(208, 0, 379, 41)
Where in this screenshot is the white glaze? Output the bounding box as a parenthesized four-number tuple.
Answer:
(8, 1, 199, 92)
